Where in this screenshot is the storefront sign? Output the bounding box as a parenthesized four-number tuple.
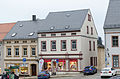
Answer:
(39, 59, 44, 72)
(23, 58, 26, 62)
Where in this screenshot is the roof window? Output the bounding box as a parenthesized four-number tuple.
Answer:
(19, 24, 23, 27)
(29, 32, 34, 36)
(65, 25, 70, 29)
(11, 33, 17, 37)
(66, 14, 71, 17)
(50, 27, 55, 30)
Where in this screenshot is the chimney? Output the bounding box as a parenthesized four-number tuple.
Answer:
(32, 15, 36, 21)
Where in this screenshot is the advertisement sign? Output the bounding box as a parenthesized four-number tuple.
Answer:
(39, 59, 44, 72)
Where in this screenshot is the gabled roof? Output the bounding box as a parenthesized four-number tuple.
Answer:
(4, 9, 89, 40)
(104, 0, 120, 29)
(0, 23, 15, 41)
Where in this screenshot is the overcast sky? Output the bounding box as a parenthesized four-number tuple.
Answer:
(0, 0, 109, 43)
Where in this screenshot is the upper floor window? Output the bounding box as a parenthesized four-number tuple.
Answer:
(23, 48, 27, 56)
(41, 41, 46, 51)
(89, 41, 91, 51)
(51, 34, 56, 37)
(32, 48, 36, 56)
(7, 48, 11, 56)
(61, 33, 66, 36)
(23, 41, 27, 43)
(91, 27, 93, 35)
(87, 26, 89, 34)
(31, 40, 36, 43)
(71, 40, 77, 51)
(71, 33, 76, 36)
(113, 55, 119, 68)
(41, 34, 46, 37)
(88, 14, 91, 21)
(15, 48, 19, 56)
(15, 41, 19, 43)
(51, 41, 56, 51)
(7, 41, 11, 44)
(61, 40, 66, 51)
(112, 36, 118, 47)
(93, 41, 95, 51)
(0, 51, 1, 56)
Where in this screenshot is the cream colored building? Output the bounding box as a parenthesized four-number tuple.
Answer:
(38, 9, 98, 73)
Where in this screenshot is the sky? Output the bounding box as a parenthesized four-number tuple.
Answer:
(0, 0, 109, 43)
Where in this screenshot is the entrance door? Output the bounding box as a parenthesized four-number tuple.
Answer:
(31, 64, 36, 76)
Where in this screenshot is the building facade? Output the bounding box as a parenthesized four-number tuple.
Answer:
(0, 23, 15, 74)
(104, 0, 120, 69)
(38, 9, 98, 72)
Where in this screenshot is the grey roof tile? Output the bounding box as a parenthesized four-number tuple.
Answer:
(4, 9, 89, 40)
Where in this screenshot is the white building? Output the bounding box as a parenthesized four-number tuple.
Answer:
(104, 0, 120, 68)
(38, 9, 98, 72)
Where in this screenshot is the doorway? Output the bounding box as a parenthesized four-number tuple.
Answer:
(31, 64, 36, 76)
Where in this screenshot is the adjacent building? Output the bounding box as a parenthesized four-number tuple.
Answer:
(104, 0, 120, 69)
(3, 16, 39, 76)
(38, 9, 98, 72)
(0, 23, 15, 74)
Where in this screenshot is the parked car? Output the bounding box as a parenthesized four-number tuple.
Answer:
(83, 66, 97, 75)
(38, 71, 50, 79)
(101, 67, 116, 78)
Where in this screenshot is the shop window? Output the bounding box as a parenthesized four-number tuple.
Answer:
(61, 40, 66, 51)
(58, 60, 66, 71)
(7, 48, 11, 56)
(113, 55, 119, 68)
(112, 36, 119, 47)
(51, 41, 56, 51)
(70, 60, 77, 71)
(15, 48, 19, 56)
(41, 41, 46, 51)
(20, 64, 28, 74)
(90, 57, 93, 66)
(32, 48, 36, 56)
(71, 40, 77, 51)
(23, 48, 27, 56)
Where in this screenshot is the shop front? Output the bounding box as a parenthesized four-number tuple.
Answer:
(42, 59, 79, 72)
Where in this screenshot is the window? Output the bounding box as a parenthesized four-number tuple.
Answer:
(32, 48, 36, 56)
(41, 41, 46, 51)
(15, 41, 19, 43)
(113, 55, 119, 68)
(71, 40, 77, 50)
(71, 33, 76, 36)
(51, 34, 56, 37)
(23, 48, 27, 56)
(7, 48, 11, 56)
(23, 41, 27, 43)
(90, 57, 93, 66)
(15, 48, 19, 56)
(91, 27, 93, 35)
(31, 40, 36, 43)
(89, 41, 91, 51)
(88, 14, 91, 21)
(87, 26, 89, 34)
(7, 41, 11, 44)
(112, 36, 118, 47)
(0, 51, 1, 56)
(41, 34, 46, 37)
(93, 41, 95, 51)
(51, 41, 56, 51)
(61, 40, 66, 51)
(61, 33, 66, 36)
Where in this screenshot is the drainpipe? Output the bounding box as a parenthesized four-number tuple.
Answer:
(104, 29, 107, 67)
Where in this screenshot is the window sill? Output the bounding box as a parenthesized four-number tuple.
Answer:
(6, 56, 12, 57)
(51, 49, 56, 51)
(30, 55, 37, 57)
(71, 49, 77, 51)
(41, 50, 47, 52)
(22, 56, 28, 57)
(61, 49, 67, 51)
(14, 56, 20, 57)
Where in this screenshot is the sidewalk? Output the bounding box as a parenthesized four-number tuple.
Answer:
(19, 73, 79, 79)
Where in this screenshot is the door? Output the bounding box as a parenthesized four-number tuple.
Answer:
(31, 64, 36, 76)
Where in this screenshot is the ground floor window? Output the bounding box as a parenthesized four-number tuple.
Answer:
(58, 60, 66, 71)
(113, 55, 119, 68)
(0, 68, 1, 74)
(70, 59, 77, 71)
